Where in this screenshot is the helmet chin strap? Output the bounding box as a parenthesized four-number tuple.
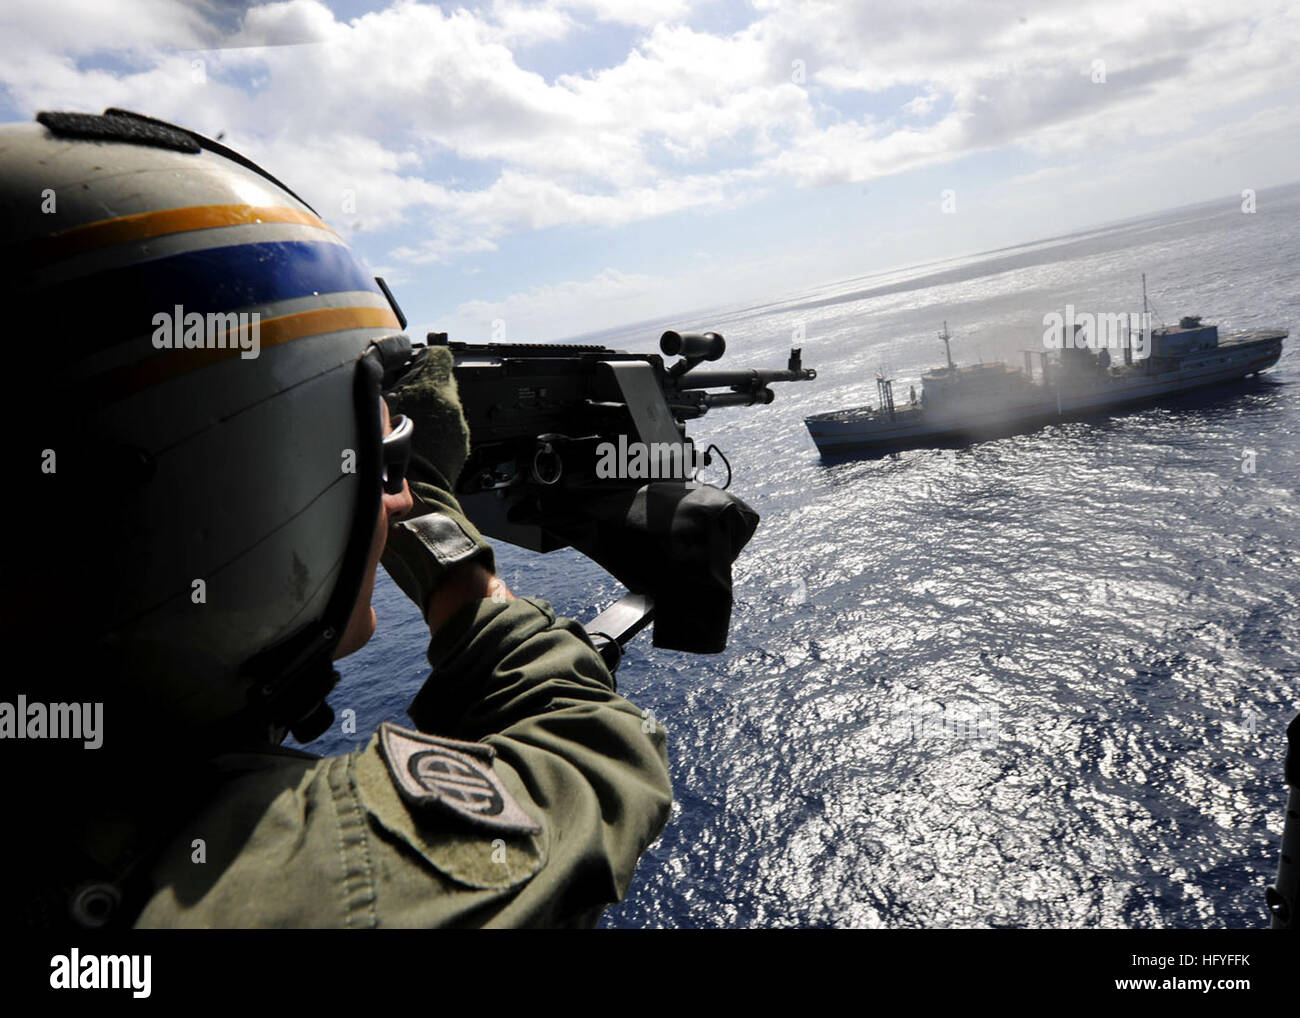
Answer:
(239, 334, 417, 743)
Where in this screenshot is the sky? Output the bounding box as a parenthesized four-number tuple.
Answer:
(3, 0, 1299, 342)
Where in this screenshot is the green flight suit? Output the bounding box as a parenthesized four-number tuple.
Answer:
(132, 595, 673, 928)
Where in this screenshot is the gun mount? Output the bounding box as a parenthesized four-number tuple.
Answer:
(422, 329, 815, 656)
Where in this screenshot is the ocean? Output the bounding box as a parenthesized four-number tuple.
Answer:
(299, 183, 1300, 928)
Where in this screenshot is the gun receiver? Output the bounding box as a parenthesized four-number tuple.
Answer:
(425, 329, 816, 656)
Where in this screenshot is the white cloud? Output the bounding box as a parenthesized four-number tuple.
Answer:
(442, 266, 669, 340)
(484, 1, 577, 46)
(902, 91, 938, 117)
(3, 0, 1299, 308)
(252, 130, 458, 229)
(554, 0, 692, 29)
(754, 0, 1300, 167)
(0, 0, 210, 56)
(231, 0, 343, 46)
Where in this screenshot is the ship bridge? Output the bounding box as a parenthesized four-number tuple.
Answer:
(1149, 316, 1219, 358)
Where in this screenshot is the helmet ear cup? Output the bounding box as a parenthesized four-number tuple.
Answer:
(241, 343, 389, 741)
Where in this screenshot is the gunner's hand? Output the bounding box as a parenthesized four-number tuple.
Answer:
(385, 344, 472, 492)
(426, 561, 515, 634)
(380, 344, 498, 621)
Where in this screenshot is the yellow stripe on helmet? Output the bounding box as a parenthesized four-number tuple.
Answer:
(89, 305, 401, 404)
(39, 204, 340, 263)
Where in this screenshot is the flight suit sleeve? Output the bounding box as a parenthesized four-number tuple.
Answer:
(359, 595, 673, 927)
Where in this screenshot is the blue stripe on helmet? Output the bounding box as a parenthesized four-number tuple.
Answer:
(40, 240, 384, 359)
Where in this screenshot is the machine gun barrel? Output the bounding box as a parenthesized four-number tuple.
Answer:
(675, 365, 814, 389)
(667, 347, 815, 416)
(674, 344, 814, 389)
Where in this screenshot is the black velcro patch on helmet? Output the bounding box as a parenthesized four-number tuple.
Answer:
(36, 111, 201, 154)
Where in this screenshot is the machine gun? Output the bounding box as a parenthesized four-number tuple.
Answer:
(427, 329, 816, 665)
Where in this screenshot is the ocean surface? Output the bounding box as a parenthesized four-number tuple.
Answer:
(298, 183, 1300, 928)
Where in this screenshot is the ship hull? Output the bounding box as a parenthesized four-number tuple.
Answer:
(805, 333, 1284, 456)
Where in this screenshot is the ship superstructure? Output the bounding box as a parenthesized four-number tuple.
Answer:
(805, 297, 1286, 456)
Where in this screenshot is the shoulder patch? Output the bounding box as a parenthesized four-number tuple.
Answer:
(377, 722, 541, 835)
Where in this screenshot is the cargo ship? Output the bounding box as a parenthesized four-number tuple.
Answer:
(804, 287, 1286, 457)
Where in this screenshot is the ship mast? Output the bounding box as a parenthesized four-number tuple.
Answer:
(939, 321, 954, 371)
